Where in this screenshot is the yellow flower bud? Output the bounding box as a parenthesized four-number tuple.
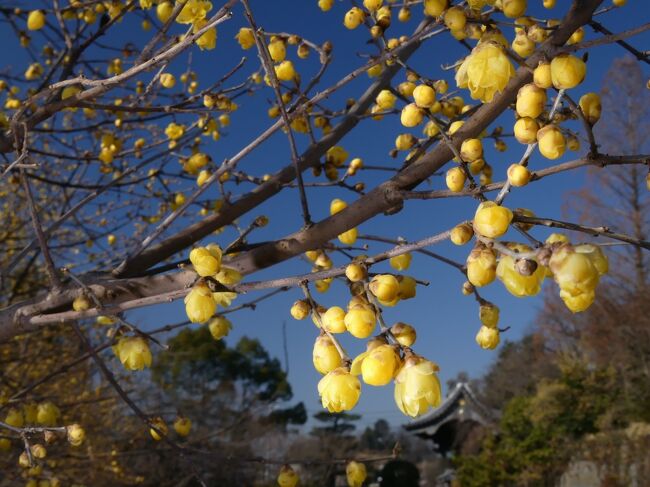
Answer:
(473, 201, 513, 238)
(173, 417, 192, 437)
(394, 356, 441, 417)
(397, 275, 417, 299)
(512, 32, 535, 57)
(543, 0, 556, 7)
(156, 2, 173, 23)
(450, 223, 474, 245)
(575, 244, 608, 276)
(346, 461, 367, 487)
(446, 167, 466, 193)
(476, 325, 500, 349)
(479, 303, 499, 328)
(546, 233, 569, 245)
(344, 7, 365, 29)
(537, 124, 566, 160)
(31, 444, 47, 459)
(318, 0, 334, 11)
(501, 0, 526, 18)
(567, 26, 584, 45)
(318, 367, 361, 412)
(339, 227, 358, 245)
(268, 39, 286, 62)
(514, 117, 540, 144)
(460, 138, 483, 162)
(466, 246, 497, 287)
(516, 83, 547, 119)
(278, 465, 299, 487)
(456, 42, 515, 103)
(149, 417, 168, 441)
(550, 54, 586, 89)
(27, 10, 46, 31)
(400, 103, 424, 127)
(160, 73, 175, 89)
(313, 335, 342, 375)
(376, 89, 397, 110)
(72, 295, 92, 312)
(322, 306, 347, 334)
(390, 322, 417, 346)
(114, 336, 152, 371)
(413, 84, 436, 108)
(352, 344, 401, 386)
(344, 306, 376, 338)
(444, 6, 466, 31)
(5, 408, 24, 428)
(36, 402, 60, 426)
(66, 424, 86, 446)
(369, 274, 400, 302)
(290, 299, 311, 320)
(533, 62, 552, 89)
(215, 266, 242, 286)
(189, 246, 221, 277)
(579, 92, 601, 125)
(424, 0, 448, 17)
(390, 253, 412, 271)
(398, 81, 416, 98)
(612, 0, 626, 6)
(208, 316, 232, 340)
(184, 283, 216, 323)
(345, 262, 367, 282)
(507, 163, 531, 187)
(235, 27, 255, 48)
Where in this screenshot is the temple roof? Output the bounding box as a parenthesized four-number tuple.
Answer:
(403, 382, 495, 436)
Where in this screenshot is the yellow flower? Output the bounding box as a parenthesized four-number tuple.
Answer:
(66, 424, 86, 446)
(473, 201, 513, 238)
(208, 316, 232, 340)
(322, 306, 347, 333)
(165, 122, 185, 140)
(339, 227, 358, 245)
(369, 274, 400, 302)
(476, 325, 500, 349)
(215, 266, 242, 285)
(275, 60, 296, 81)
(327, 148, 349, 168)
(268, 39, 286, 62)
(575, 244, 608, 276)
(446, 167, 466, 193)
(73, 295, 92, 312)
(394, 356, 442, 417)
(466, 246, 497, 287)
(351, 344, 401, 386)
(25, 63, 43, 80)
(318, 367, 361, 412)
(149, 417, 168, 441)
(212, 291, 237, 308)
(376, 89, 397, 110)
(344, 306, 376, 338)
(313, 335, 342, 375)
(501, 0, 526, 18)
(189, 246, 221, 276)
(390, 322, 417, 346)
(27, 10, 46, 31)
(184, 283, 216, 323)
(193, 20, 217, 51)
(549, 245, 600, 296)
(496, 253, 545, 297)
(507, 163, 531, 187)
(345, 263, 367, 282)
(559, 289, 595, 313)
(160, 73, 176, 89)
(277, 465, 299, 487)
(456, 42, 515, 103)
(579, 93, 601, 125)
(236, 28, 255, 49)
(550, 54, 586, 89)
(173, 417, 192, 437)
(460, 138, 483, 162)
(516, 83, 547, 119)
(176, 0, 212, 25)
(400, 103, 424, 127)
(390, 253, 412, 271)
(114, 336, 152, 371)
(346, 461, 367, 487)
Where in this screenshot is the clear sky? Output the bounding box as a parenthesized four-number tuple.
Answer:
(3, 0, 650, 429)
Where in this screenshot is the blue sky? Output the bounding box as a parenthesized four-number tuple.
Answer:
(3, 1, 650, 429)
